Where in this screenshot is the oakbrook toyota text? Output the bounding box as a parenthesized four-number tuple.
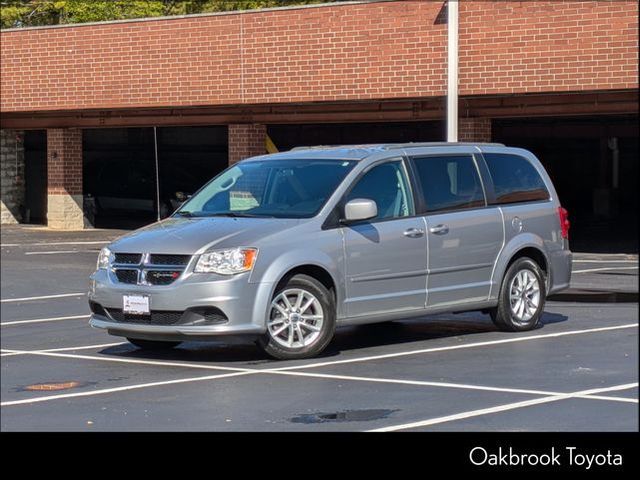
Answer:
(469, 447, 623, 469)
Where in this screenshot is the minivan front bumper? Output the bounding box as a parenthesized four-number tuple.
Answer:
(88, 268, 272, 341)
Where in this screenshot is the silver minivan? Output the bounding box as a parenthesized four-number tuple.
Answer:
(89, 143, 572, 359)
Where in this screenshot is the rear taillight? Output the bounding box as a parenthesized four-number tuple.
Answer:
(558, 207, 570, 239)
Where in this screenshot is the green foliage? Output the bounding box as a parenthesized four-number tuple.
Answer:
(0, 0, 342, 29)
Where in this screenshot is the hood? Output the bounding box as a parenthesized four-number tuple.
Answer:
(109, 216, 300, 255)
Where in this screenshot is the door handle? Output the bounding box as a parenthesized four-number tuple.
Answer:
(403, 228, 425, 238)
(429, 224, 449, 235)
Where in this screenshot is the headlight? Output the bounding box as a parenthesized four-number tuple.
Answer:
(194, 248, 258, 275)
(96, 247, 112, 270)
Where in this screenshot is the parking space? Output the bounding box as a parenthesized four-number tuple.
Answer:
(1, 226, 637, 431)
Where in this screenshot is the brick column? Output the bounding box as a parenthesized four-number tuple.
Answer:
(459, 118, 492, 142)
(0, 129, 25, 224)
(228, 124, 267, 165)
(47, 128, 89, 229)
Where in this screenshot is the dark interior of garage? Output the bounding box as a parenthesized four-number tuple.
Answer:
(268, 121, 443, 151)
(83, 126, 228, 229)
(493, 115, 638, 253)
(23, 130, 47, 225)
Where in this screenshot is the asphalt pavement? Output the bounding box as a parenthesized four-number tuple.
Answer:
(1, 225, 637, 431)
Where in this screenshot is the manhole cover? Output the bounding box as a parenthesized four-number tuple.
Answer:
(22, 381, 82, 392)
(291, 409, 399, 424)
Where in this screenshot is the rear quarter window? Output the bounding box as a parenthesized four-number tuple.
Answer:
(483, 153, 550, 204)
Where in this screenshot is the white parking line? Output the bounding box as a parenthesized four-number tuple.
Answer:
(0, 342, 123, 356)
(0, 348, 252, 373)
(367, 382, 639, 432)
(2, 347, 636, 407)
(24, 250, 98, 255)
(0, 292, 86, 303)
(270, 370, 638, 404)
(1, 241, 111, 247)
(0, 371, 254, 407)
(1, 314, 89, 327)
(573, 266, 638, 274)
(272, 323, 639, 371)
(2, 322, 637, 407)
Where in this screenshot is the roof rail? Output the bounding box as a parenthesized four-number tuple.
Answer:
(289, 144, 381, 151)
(383, 142, 505, 149)
(289, 142, 505, 151)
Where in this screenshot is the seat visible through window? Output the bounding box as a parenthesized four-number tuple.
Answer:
(346, 162, 413, 220)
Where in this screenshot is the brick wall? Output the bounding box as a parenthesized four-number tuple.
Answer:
(229, 124, 266, 164)
(459, 1, 638, 95)
(47, 128, 82, 195)
(0, 129, 25, 224)
(1, 1, 637, 113)
(459, 118, 491, 142)
(46, 128, 87, 229)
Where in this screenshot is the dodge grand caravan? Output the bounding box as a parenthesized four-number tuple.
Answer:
(89, 143, 572, 359)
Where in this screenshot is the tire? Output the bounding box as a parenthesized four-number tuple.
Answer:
(258, 274, 336, 360)
(490, 257, 546, 332)
(127, 338, 181, 350)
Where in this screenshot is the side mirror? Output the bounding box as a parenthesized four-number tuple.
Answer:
(343, 198, 378, 223)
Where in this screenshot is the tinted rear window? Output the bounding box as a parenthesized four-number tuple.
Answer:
(413, 155, 486, 213)
(483, 153, 550, 204)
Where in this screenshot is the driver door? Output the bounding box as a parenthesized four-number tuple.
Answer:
(342, 160, 428, 317)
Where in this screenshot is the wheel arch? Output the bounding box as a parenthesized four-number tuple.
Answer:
(491, 234, 551, 299)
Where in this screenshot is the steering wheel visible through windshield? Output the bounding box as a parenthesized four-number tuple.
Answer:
(175, 159, 356, 219)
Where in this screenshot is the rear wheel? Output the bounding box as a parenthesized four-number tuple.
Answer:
(490, 257, 546, 332)
(127, 338, 181, 350)
(258, 274, 336, 360)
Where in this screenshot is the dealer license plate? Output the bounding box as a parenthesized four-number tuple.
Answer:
(123, 295, 150, 315)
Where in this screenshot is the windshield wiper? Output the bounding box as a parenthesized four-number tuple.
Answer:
(211, 212, 274, 218)
(174, 211, 195, 217)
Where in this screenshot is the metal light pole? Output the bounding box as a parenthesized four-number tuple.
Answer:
(447, 0, 459, 142)
(153, 126, 161, 222)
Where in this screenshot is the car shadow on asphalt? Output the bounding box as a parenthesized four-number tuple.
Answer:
(97, 311, 568, 365)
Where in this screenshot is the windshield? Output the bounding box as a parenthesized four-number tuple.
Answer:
(175, 159, 356, 219)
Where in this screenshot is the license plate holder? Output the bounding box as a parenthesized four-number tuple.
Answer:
(123, 295, 150, 315)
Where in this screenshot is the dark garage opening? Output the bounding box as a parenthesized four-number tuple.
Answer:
(268, 121, 443, 151)
(83, 126, 228, 229)
(23, 130, 47, 224)
(493, 115, 638, 253)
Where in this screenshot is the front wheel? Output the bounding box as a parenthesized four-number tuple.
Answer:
(490, 257, 546, 332)
(258, 274, 336, 360)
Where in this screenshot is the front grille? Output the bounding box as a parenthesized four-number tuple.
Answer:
(105, 308, 184, 326)
(111, 253, 191, 286)
(100, 305, 229, 327)
(114, 253, 141, 265)
(115, 269, 138, 284)
(149, 254, 190, 266)
(146, 270, 182, 286)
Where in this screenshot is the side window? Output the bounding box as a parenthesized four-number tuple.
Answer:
(483, 153, 550, 204)
(345, 161, 414, 221)
(413, 155, 486, 213)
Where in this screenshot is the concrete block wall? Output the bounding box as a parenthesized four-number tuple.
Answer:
(0, 129, 25, 224)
